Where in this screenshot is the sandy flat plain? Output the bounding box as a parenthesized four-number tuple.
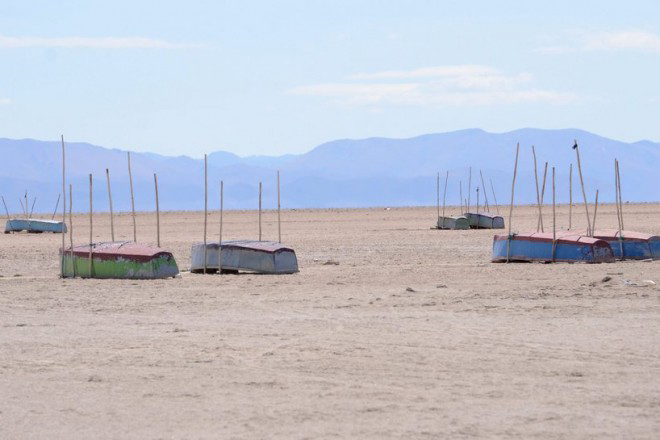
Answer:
(1, 203, 659, 439)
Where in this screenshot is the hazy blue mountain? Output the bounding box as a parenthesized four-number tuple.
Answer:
(1, 128, 658, 216)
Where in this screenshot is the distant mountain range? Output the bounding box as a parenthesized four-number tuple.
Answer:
(1, 128, 658, 214)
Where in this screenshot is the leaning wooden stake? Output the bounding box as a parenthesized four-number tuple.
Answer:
(489, 178, 500, 214)
(616, 159, 624, 230)
(459, 181, 464, 213)
(29, 197, 37, 218)
(154, 173, 160, 248)
(61, 135, 66, 278)
(552, 167, 556, 262)
(507, 143, 521, 263)
(467, 167, 472, 213)
(258, 181, 263, 241)
(51, 194, 61, 220)
(532, 146, 543, 233)
(573, 141, 591, 236)
(537, 162, 547, 232)
(1, 196, 10, 220)
(569, 163, 573, 230)
(203, 154, 208, 274)
(277, 171, 282, 243)
(615, 159, 624, 258)
(219, 180, 224, 272)
(592, 190, 599, 233)
(479, 170, 489, 212)
(69, 184, 74, 277)
(88, 174, 93, 278)
(442, 171, 449, 226)
(106, 169, 115, 241)
(127, 152, 137, 242)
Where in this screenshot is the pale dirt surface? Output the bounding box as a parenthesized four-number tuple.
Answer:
(1, 204, 659, 439)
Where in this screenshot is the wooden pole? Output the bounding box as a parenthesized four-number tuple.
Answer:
(459, 181, 464, 214)
(29, 197, 37, 218)
(19, 198, 26, 218)
(106, 169, 115, 241)
(616, 159, 624, 231)
(507, 143, 520, 263)
(592, 189, 599, 234)
(88, 173, 93, 278)
(537, 162, 547, 232)
(154, 173, 160, 248)
(1, 196, 10, 220)
(51, 194, 61, 220)
(479, 170, 490, 212)
(467, 167, 472, 213)
(489, 178, 500, 215)
(476, 187, 480, 215)
(436, 172, 440, 221)
(615, 159, 624, 259)
(219, 180, 223, 272)
(69, 183, 74, 277)
(442, 171, 449, 227)
(258, 181, 262, 241)
(203, 154, 208, 274)
(277, 171, 282, 243)
(573, 141, 591, 236)
(552, 167, 556, 262)
(127, 152, 137, 242)
(532, 146, 543, 233)
(61, 135, 66, 278)
(24, 192, 28, 217)
(569, 163, 573, 230)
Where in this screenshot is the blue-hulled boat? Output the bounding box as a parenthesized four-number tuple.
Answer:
(591, 229, 660, 260)
(492, 232, 615, 263)
(5, 218, 67, 234)
(465, 212, 505, 229)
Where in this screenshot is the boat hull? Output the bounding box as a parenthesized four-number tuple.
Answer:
(191, 240, 298, 274)
(589, 229, 660, 260)
(435, 216, 470, 230)
(60, 242, 179, 279)
(465, 213, 505, 229)
(5, 219, 67, 233)
(492, 232, 615, 263)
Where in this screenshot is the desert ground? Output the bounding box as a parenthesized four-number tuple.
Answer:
(1, 203, 659, 439)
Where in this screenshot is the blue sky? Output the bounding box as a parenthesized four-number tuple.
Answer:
(1, 0, 659, 157)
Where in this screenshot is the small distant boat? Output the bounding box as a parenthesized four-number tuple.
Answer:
(590, 229, 660, 260)
(191, 240, 299, 274)
(465, 212, 505, 229)
(5, 218, 67, 234)
(60, 241, 179, 279)
(434, 215, 470, 230)
(492, 232, 615, 263)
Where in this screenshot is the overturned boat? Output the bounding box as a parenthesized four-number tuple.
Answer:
(434, 215, 470, 230)
(590, 229, 660, 260)
(492, 232, 615, 263)
(191, 240, 298, 274)
(60, 241, 179, 279)
(465, 212, 505, 229)
(5, 218, 67, 234)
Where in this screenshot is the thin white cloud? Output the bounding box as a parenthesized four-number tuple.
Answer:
(0, 98, 10, 105)
(289, 65, 575, 107)
(0, 35, 200, 49)
(539, 30, 660, 53)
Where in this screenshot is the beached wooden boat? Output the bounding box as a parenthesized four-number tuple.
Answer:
(5, 218, 67, 233)
(589, 229, 660, 260)
(434, 216, 470, 230)
(465, 212, 505, 229)
(492, 232, 615, 263)
(60, 241, 179, 279)
(191, 240, 299, 274)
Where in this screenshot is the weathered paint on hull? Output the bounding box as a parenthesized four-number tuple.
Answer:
(5, 218, 67, 233)
(465, 213, 505, 229)
(435, 216, 470, 230)
(60, 242, 179, 279)
(191, 241, 298, 274)
(492, 233, 615, 263)
(588, 230, 660, 260)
